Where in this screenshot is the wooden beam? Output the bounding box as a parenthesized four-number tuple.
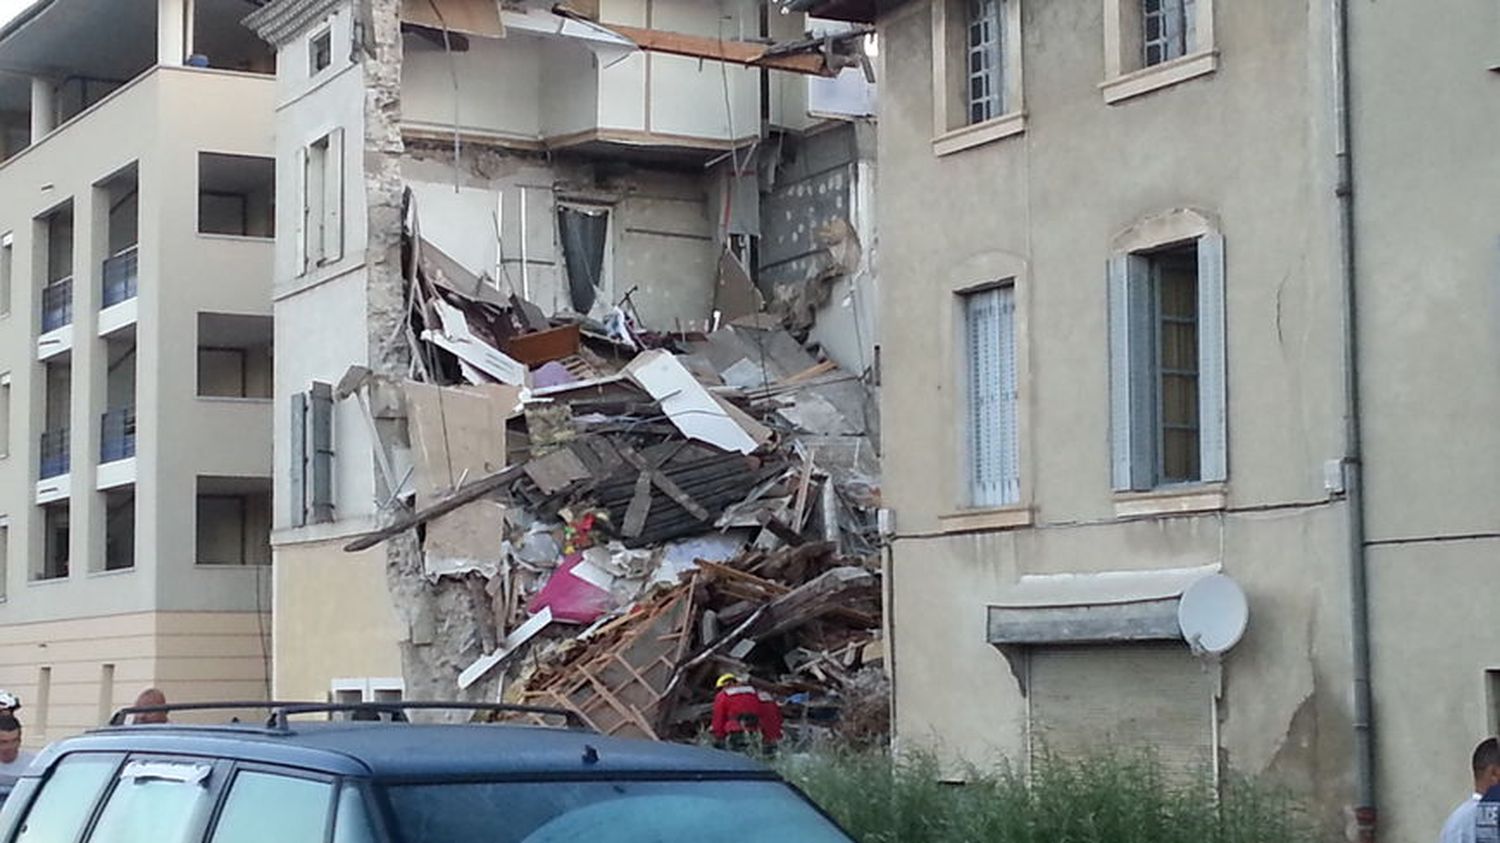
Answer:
(600, 23, 838, 77)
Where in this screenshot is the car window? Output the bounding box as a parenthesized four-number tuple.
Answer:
(385, 779, 853, 843)
(331, 784, 377, 843)
(208, 771, 332, 843)
(86, 760, 215, 843)
(12, 754, 121, 843)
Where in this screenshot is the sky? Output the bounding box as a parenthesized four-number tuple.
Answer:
(0, 0, 30, 28)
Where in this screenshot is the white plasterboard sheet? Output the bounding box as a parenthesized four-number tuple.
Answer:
(624, 350, 760, 454)
(458, 607, 554, 689)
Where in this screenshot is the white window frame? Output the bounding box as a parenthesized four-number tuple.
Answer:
(1101, 0, 1216, 104)
(932, 0, 1026, 156)
(331, 677, 405, 704)
(0, 232, 12, 318)
(1108, 209, 1227, 499)
(962, 284, 1021, 508)
(297, 129, 345, 275)
(308, 25, 334, 78)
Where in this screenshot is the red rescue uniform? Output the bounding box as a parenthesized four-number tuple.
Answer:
(711, 684, 763, 741)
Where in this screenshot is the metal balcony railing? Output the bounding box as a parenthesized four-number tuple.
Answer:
(41, 277, 73, 332)
(40, 428, 70, 479)
(102, 246, 139, 308)
(101, 406, 136, 463)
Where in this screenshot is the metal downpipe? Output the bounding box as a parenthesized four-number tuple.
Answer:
(1330, 0, 1376, 838)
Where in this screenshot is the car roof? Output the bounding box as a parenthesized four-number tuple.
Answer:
(36, 723, 771, 781)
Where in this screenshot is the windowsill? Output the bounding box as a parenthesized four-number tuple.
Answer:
(28, 575, 69, 587)
(196, 562, 271, 569)
(938, 505, 1034, 534)
(196, 395, 274, 404)
(1114, 484, 1227, 518)
(88, 567, 135, 579)
(1102, 51, 1219, 104)
(196, 232, 275, 243)
(933, 111, 1027, 157)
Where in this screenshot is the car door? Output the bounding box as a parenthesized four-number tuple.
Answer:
(0, 752, 124, 843)
(80, 756, 225, 843)
(203, 766, 382, 843)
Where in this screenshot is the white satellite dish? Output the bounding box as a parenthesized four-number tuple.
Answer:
(1177, 574, 1249, 656)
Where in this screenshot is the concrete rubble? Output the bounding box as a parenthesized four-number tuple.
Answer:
(343, 190, 885, 745)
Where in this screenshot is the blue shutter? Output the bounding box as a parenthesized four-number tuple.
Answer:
(309, 382, 335, 524)
(966, 287, 1020, 507)
(1109, 255, 1155, 491)
(1197, 232, 1227, 482)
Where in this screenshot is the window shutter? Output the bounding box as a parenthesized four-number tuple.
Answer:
(309, 381, 335, 524)
(322, 128, 345, 264)
(1196, 231, 1227, 482)
(295, 146, 309, 275)
(290, 392, 308, 528)
(965, 287, 1019, 508)
(1109, 255, 1155, 491)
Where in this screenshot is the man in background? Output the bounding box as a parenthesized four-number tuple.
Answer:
(1439, 737, 1500, 843)
(0, 714, 36, 807)
(130, 688, 170, 725)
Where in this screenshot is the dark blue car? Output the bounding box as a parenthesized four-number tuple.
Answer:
(0, 702, 854, 843)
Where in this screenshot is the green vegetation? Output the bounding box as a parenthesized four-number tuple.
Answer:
(778, 747, 1320, 843)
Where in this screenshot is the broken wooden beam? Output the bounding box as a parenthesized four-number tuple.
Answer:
(344, 463, 526, 552)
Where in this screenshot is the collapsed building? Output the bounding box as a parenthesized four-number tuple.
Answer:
(244, 0, 883, 741)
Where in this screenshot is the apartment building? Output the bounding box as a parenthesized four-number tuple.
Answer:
(244, 0, 877, 707)
(0, 0, 278, 742)
(863, 0, 1499, 839)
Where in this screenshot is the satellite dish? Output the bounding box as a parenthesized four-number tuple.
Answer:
(1177, 574, 1249, 656)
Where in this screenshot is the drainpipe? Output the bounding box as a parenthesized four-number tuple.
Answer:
(1331, 0, 1376, 839)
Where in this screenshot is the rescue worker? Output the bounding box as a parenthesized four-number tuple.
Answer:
(0, 691, 18, 718)
(757, 689, 784, 757)
(710, 673, 762, 752)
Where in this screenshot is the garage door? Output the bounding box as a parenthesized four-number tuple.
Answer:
(1027, 643, 1214, 778)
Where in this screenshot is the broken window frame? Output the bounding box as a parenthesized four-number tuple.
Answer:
(555, 201, 613, 316)
(1108, 231, 1226, 492)
(961, 283, 1021, 508)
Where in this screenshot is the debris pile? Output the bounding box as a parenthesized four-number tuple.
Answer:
(345, 194, 884, 746)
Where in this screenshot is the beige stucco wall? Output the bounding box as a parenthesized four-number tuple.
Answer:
(876, 0, 1359, 828)
(0, 66, 274, 628)
(272, 540, 403, 702)
(0, 610, 269, 748)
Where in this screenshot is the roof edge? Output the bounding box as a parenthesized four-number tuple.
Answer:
(244, 0, 344, 46)
(0, 0, 58, 46)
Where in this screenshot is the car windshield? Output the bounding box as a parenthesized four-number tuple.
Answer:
(384, 778, 853, 843)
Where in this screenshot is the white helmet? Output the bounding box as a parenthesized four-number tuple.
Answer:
(0, 690, 18, 711)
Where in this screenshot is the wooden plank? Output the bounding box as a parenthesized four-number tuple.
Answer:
(598, 22, 837, 77)
(344, 463, 527, 552)
(619, 446, 711, 521)
(622, 470, 655, 538)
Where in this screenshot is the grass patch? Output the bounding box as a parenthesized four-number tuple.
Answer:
(778, 747, 1319, 843)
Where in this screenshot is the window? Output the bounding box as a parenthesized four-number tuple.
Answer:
(1102, 0, 1216, 103)
(299, 131, 345, 272)
(1109, 227, 1226, 492)
(330, 678, 404, 720)
(209, 772, 332, 843)
(37, 503, 69, 581)
(932, 0, 1026, 154)
(557, 204, 611, 315)
(196, 478, 272, 566)
(962, 286, 1020, 507)
(966, 0, 1005, 124)
(1, 372, 11, 458)
(0, 232, 12, 316)
(104, 491, 135, 572)
(87, 760, 215, 843)
(12, 753, 122, 843)
(1142, 0, 1195, 66)
(198, 154, 275, 238)
(197, 313, 273, 399)
(310, 28, 333, 75)
(290, 383, 335, 527)
(0, 521, 7, 601)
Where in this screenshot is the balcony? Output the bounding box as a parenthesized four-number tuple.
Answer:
(41, 277, 73, 332)
(100, 406, 136, 463)
(40, 428, 69, 479)
(102, 246, 138, 308)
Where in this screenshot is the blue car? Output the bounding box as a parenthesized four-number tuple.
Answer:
(0, 701, 854, 843)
